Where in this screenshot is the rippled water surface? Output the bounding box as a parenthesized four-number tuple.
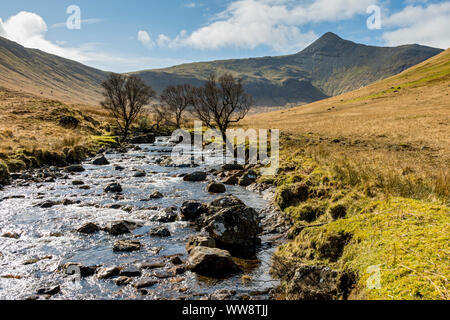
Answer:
(0, 138, 280, 300)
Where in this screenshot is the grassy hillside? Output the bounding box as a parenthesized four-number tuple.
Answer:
(0, 36, 107, 105)
(134, 32, 442, 107)
(245, 49, 450, 300)
(0, 86, 116, 184)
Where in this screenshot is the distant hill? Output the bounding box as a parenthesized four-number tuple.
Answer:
(133, 32, 443, 107)
(0, 33, 443, 107)
(0, 36, 107, 105)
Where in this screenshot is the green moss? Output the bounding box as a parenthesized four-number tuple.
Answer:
(91, 135, 120, 148)
(276, 197, 450, 300)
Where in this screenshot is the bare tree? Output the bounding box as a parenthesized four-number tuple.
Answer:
(190, 73, 252, 141)
(160, 84, 192, 128)
(150, 103, 168, 131)
(100, 73, 156, 142)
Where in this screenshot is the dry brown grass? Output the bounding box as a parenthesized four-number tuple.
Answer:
(243, 49, 450, 201)
(0, 87, 110, 168)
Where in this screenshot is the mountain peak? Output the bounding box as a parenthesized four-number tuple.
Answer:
(300, 32, 350, 54)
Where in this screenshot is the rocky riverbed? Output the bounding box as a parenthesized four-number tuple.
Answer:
(0, 137, 288, 300)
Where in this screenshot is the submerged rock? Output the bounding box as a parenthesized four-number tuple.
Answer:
(149, 191, 164, 199)
(37, 285, 60, 296)
(113, 240, 141, 252)
(105, 221, 140, 236)
(187, 246, 240, 278)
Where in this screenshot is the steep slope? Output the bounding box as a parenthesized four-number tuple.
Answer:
(0, 36, 107, 105)
(133, 32, 443, 107)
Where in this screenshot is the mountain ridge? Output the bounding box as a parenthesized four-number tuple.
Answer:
(0, 32, 444, 107)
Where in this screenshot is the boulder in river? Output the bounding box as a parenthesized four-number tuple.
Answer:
(66, 164, 85, 173)
(113, 240, 141, 252)
(206, 182, 226, 194)
(187, 246, 240, 278)
(104, 182, 123, 193)
(120, 266, 142, 277)
(183, 171, 207, 182)
(203, 197, 262, 258)
(180, 201, 207, 221)
(77, 222, 100, 235)
(105, 221, 140, 236)
(93, 155, 110, 166)
(63, 262, 98, 278)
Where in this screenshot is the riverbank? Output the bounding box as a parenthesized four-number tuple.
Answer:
(261, 134, 449, 300)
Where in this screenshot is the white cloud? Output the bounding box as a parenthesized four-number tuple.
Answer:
(382, 2, 450, 49)
(138, 30, 155, 48)
(157, 0, 377, 52)
(0, 11, 174, 72)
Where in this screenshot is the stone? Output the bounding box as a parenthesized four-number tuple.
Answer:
(120, 266, 142, 277)
(170, 256, 183, 265)
(222, 176, 239, 185)
(66, 164, 85, 173)
(206, 182, 226, 194)
(187, 246, 240, 278)
(1, 232, 20, 239)
(138, 261, 165, 270)
(128, 134, 156, 144)
(149, 191, 164, 199)
(286, 265, 342, 300)
(180, 201, 207, 221)
(38, 200, 58, 208)
(93, 155, 110, 165)
(238, 170, 258, 187)
(77, 223, 100, 235)
(134, 278, 158, 289)
(72, 180, 84, 186)
(105, 221, 140, 236)
(186, 235, 217, 254)
(203, 204, 262, 258)
(63, 263, 98, 278)
(134, 171, 146, 177)
(115, 276, 132, 286)
(97, 266, 121, 279)
(104, 182, 122, 193)
(37, 285, 60, 296)
(222, 164, 244, 171)
(113, 240, 141, 252)
(149, 227, 171, 238)
(183, 171, 207, 182)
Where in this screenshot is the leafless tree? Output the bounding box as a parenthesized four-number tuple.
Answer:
(100, 73, 156, 142)
(160, 84, 192, 128)
(150, 103, 168, 131)
(190, 73, 252, 141)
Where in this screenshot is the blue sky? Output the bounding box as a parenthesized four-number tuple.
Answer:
(0, 0, 449, 72)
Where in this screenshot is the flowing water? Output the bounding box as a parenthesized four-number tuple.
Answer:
(0, 137, 282, 300)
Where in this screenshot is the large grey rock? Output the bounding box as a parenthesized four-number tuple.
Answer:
(187, 246, 240, 278)
(206, 182, 226, 194)
(203, 197, 262, 258)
